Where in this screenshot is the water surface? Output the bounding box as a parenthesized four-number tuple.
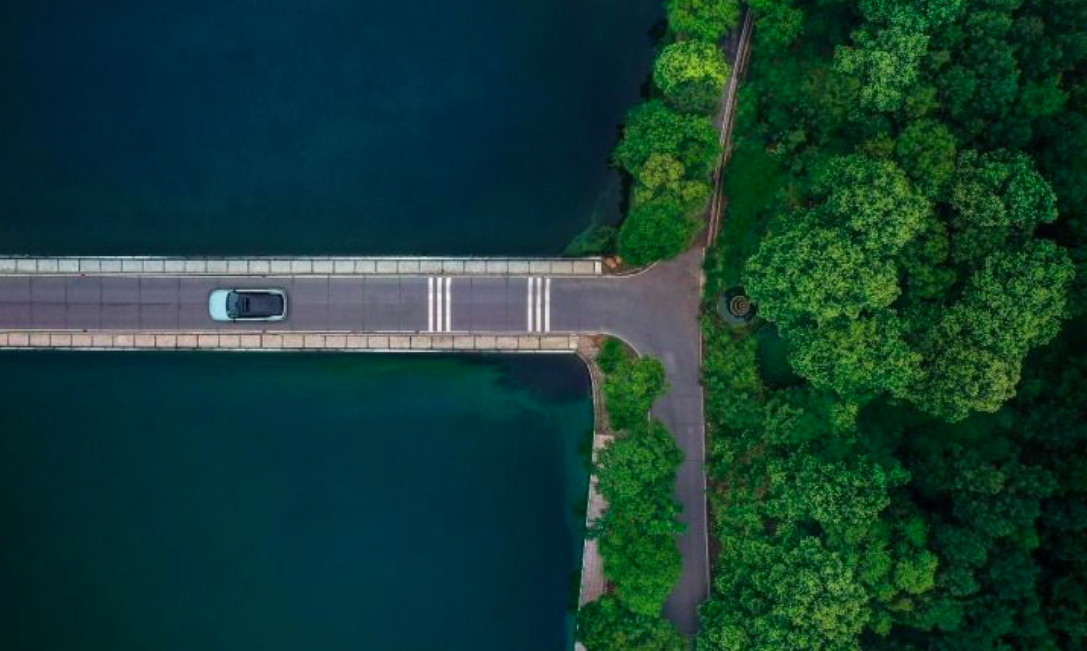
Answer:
(0, 352, 592, 651)
(0, 0, 660, 254)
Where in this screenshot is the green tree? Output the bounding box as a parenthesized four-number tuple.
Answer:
(814, 155, 930, 254)
(786, 456, 909, 536)
(696, 0, 1087, 647)
(618, 194, 700, 266)
(595, 420, 684, 616)
(915, 240, 1074, 421)
(749, 0, 803, 52)
(786, 314, 921, 402)
(596, 338, 628, 375)
(654, 40, 730, 115)
(604, 356, 668, 430)
(597, 421, 684, 518)
(835, 27, 929, 113)
(744, 221, 900, 326)
(895, 119, 958, 198)
(666, 0, 740, 43)
(951, 150, 1058, 232)
(700, 538, 870, 651)
(633, 153, 712, 208)
(859, 0, 963, 31)
(614, 100, 720, 180)
(578, 596, 687, 651)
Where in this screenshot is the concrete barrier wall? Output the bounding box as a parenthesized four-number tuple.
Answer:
(0, 330, 580, 352)
(0, 256, 602, 276)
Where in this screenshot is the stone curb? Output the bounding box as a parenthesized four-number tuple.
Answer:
(0, 257, 602, 277)
(0, 331, 581, 352)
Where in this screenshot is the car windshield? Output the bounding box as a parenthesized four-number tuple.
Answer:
(226, 292, 240, 318)
(226, 291, 284, 319)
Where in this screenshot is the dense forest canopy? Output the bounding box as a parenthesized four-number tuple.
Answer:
(698, 0, 1086, 650)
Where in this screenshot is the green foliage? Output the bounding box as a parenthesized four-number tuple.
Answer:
(613, 100, 719, 264)
(618, 194, 701, 266)
(744, 221, 900, 326)
(634, 154, 712, 207)
(895, 119, 957, 198)
(949, 149, 1059, 265)
(859, 0, 963, 31)
(607, 0, 741, 266)
(595, 440, 682, 616)
(834, 26, 929, 113)
(597, 420, 684, 517)
(748, 0, 803, 52)
(614, 101, 720, 181)
(786, 456, 909, 535)
(604, 355, 668, 430)
(744, 144, 1069, 422)
(590, 354, 684, 619)
(707, 139, 784, 288)
(786, 314, 920, 402)
(952, 150, 1057, 230)
(745, 154, 930, 348)
(915, 240, 1075, 421)
(598, 502, 683, 616)
(702, 325, 764, 435)
(815, 154, 931, 254)
(578, 596, 686, 651)
(596, 338, 627, 375)
(665, 0, 740, 43)
(654, 41, 730, 115)
(700, 538, 870, 651)
(698, 0, 1087, 647)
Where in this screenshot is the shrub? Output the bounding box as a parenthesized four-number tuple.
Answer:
(603, 356, 668, 430)
(654, 40, 730, 114)
(597, 338, 628, 375)
(666, 0, 740, 42)
(618, 195, 700, 266)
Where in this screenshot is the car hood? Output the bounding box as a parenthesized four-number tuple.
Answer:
(208, 290, 232, 321)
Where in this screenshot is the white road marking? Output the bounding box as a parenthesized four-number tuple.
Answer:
(544, 277, 551, 333)
(534, 278, 543, 333)
(427, 277, 434, 332)
(435, 277, 443, 333)
(526, 277, 534, 332)
(444, 277, 452, 332)
(524, 277, 551, 332)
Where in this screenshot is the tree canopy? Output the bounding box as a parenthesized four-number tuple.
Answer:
(654, 41, 731, 115)
(698, 0, 1087, 649)
(665, 0, 740, 43)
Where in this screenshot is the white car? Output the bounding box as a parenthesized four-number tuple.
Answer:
(208, 289, 287, 322)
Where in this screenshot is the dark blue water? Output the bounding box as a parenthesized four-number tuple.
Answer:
(0, 0, 660, 255)
(0, 353, 593, 651)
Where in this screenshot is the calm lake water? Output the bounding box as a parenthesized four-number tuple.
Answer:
(0, 352, 593, 651)
(0, 1, 652, 647)
(0, 0, 660, 255)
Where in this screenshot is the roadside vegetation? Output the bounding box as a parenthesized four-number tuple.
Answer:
(606, 0, 740, 266)
(577, 339, 687, 651)
(699, 1, 1087, 650)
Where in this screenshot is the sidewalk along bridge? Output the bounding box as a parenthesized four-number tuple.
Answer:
(0, 251, 709, 635)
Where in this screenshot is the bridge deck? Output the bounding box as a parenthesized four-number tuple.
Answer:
(0, 275, 573, 334)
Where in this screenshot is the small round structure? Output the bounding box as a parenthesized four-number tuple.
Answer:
(717, 286, 756, 326)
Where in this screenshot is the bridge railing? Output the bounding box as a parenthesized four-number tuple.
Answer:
(0, 256, 602, 276)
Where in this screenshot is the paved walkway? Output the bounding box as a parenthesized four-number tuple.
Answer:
(0, 250, 709, 634)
